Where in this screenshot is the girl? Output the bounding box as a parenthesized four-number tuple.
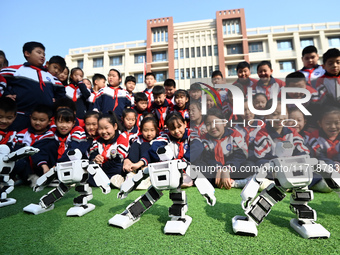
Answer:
(287, 107, 311, 145)
(202, 107, 248, 189)
(122, 108, 138, 134)
(65, 67, 91, 119)
(84, 111, 100, 155)
(89, 111, 124, 186)
(58, 66, 69, 86)
(189, 100, 206, 137)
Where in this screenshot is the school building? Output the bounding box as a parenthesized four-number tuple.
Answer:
(65, 8, 340, 91)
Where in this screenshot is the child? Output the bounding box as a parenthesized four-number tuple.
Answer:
(89, 111, 124, 186)
(89, 73, 106, 104)
(189, 83, 202, 101)
(45, 55, 66, 78)
(0, 41, 65, 131)
(132, 92, 149, 128)
(58, 66, 69, 86)
(253, 93, 268, 111)
(222, 83, 243, 121)
(84, 110, 100, 146)
(121, 108, 138, 135)
(287, 107, 311, 146)
(299, 45, 325, 88)
(233, 61, 258, 95)
(252, 61, 285, 100)
(65, 67, 91, 119)
(316, 48, 340, 107)
(53, 97, 85, 128)
(189, 100, 206, 137)
(164, 78, 176, 104)
(211, 70, 227, 102)
(124, 76, 136, 105)
(172, 89, 189, 126)
(83, 78, 92, 90)
(150, 85, 173, 130)
(144, 72, 156, 109)
(0, 97, 17, 148)
(93, 68, 131, 119)
(201, 107, 248, 189)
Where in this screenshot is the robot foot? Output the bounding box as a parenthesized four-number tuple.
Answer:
(23, 203, 55, 215)
(0, 198, 16, 208)
(290, 218, 330, 239)
(108, 212, 140, 229)
(232, 216, 258, 237)
(66, 203, 95, 217)
(164, 215, 192, 235)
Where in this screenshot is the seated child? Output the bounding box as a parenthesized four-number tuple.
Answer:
(189, 100, 207, 137)
(45, 55, 66, 78)
(150, 85, 173, 130)
(83, 78, 92, 90)
(52, 98, 85, 128)
(172, 89, 189, 127)
(143, 72, 156, 109)
(58, 66, 69, 86)
(0, 97, 17, 148)
(189, 83, 202, 101)
(253, 93, 268, 111)
(164, 78, 176, 104)
(89, 73, 106, 105)
(211, 70, 228, 102)
(233, 61, 258, 96)
(84, 111, 100, 153)
(124, 76, 136, 105)
(132, 92, 149, 128)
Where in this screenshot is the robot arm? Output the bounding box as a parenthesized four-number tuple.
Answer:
(87, 162, 111, 194)
(34, 167, 57, 192)
(118, 168, 149, 199)
(3, 146, 39, 163)
(315, 160, 340, 189)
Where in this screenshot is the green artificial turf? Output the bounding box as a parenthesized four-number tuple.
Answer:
(0, 185, 339, 254)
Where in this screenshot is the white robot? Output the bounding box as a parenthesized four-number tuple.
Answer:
(109, 146, 216, 235)
(23, 149, 111, 217)
(0, 145, 39, 207)
(232, 141, 340, 239)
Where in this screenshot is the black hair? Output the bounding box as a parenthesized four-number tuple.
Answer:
(204, 107, 224, 122)
(92, 73, 106, 85)
(285, 71, 306, 86)
(0, 50, 5, 57)
(55, 108, 75, 123)
(0, 97, 17, 114)
(237, 61, 250, 71)
(190, 99, 202, 111)
(83, 78, 92, 86)
(69, 67, 84, 84)
(165, 112, 186, 131)
(122, 108, 137, 119)
(322, 48, 340, 65)
(212, 70, 223, 79)
(109, 68, 121, 79)
(164, 78, 176, 88)
(288, 107, 307, 119)
(174, 89, 189, 98)
(319, 106, 340, 121)
(265, 99, 283, 110)
(3, 58, 8, 68)
(302, 45, 318, 56)
(134, 92, 148, 103)
(253, 93, 268, 102)
(124, 75, 136, 84)
(53, 98, 77, 114)
(60, 66, 69, 86)
(31, 104, 53, 119)
(48, 56, 66, 71)
(257, 60, 272, 71)
(98, 111, 124, 133)
(152, 85, 166, 96)
(140, 116, 159, 136)
(143, 112, 154, 119)
(22, 41, 45, 59)
(84, 110, 100, 122)
(145, 72, 155, 79)
(189, 82, 202, 91)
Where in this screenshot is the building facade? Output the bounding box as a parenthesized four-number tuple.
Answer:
(65, 8, 340, 91)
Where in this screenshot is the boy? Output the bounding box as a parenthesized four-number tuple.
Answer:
(132, 92, 149, 127)
(124, 76, 136, 105)
(144, 72, 156, 109)
(89, 73, 106, 104)
(316, 48, 340, 107)
(0, 97, 17, 148)
(0, 41, 65, 131)
(45, 55, 66, 78)
(233, 61, 258, 95)
(299, 45, 325, 88)
(172, 89, 189, 126)
(164, 78, 176, 104)
(211, 70, 228, 102)
(150, 85, 173, 130)
(189, 83, 202, 101)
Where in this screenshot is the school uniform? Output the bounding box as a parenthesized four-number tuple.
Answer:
(0, 74, 6, 97)
(0, 129, 16, 149)
(116, 126, 139, 159)
(190, 121, 206, 138)
(144, 88, 154, 110)
(127, 135, 152, 164)
(131, 106, 148, 129)
(233, 78, 258, 98)
(316, 72, 340, 107)
(172, 105, 190, 128)
(150, 99, 174, 130)
(252, 77, 285, 100)
(15, 126, 52, 146)
(65, 81, 91, 119)
(300, 65, 325, 89)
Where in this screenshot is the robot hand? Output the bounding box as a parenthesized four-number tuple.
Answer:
(3, 146, 39, 163)
(203, 192, 216, 206)
(117, 190, 129, 200)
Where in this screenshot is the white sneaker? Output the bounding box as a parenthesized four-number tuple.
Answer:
(110, 175, 125, 189)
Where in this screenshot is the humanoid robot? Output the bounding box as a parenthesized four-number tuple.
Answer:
(23, 149, 111, 216)
(0, 145, 39, 207)
(232, 141, 340, 239)
(109, 146, 216, 235)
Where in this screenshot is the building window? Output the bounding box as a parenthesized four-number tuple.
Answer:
(180, 68, 184, 79)
(186, 68, 190, 79)
(191, 47, 195, 58)
(109, 56, 122, 66)
(180, 49, 184, 59)
(277, 40, 293, 51)
(214, 45, 218, 56)
(154, 71, 167, 82)
(202, 46, 206, 57)
(175, 69, 179, 80)
(250, 63, 258, 74)
(197, 67, 202, 78)
(300, 38, 314, 48)
(152, 51, 167, 62)
(203, 67, 207, 78)
(209, 66, 213, 77)
(152, 27, 168, 43)
(226, 44, 243, 55)
(192, 68, 196, 78)
(208, 46, 212, 56)
(93, 57, 103, 68)
(279, 61, 296, 73)
(134, 54, 146, 64)
(174, 49, 178, 59)
(227, 65, 237, 76)
(214, 65, 219, 71)
(77, 59, 83, 69)
(249, 42, 263, 53)
(328, 37, 340, 47)
(134, 73, 144, 83)
(196, 47, 201, 57)
(185, 48, 189, 58)
(223, 18, 241, 35)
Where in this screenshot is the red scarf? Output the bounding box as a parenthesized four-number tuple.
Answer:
(327, 139, 340, 159)
(145, 91, 152, 109)
(57, 137, 67, 159)
(176, 140, 184, 159)
(214, 139, 225, 165)
(110, 87, 119, 111)
(69, 84, 78, 102)
(30, 65, 46, 91)
(101, 144, 111, 164)
(157, 107, 168, 129)
(0, 130, 12, 144)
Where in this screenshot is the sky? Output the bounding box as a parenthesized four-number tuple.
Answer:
(1, 0, 339, 65)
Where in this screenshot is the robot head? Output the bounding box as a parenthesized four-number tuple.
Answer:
(156, 145, 175, 162)
(0, 144, 11, 155)
(67, 149, 82, 161)
(275, 141, 294, 158)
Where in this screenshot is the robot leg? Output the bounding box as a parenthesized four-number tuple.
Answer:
(0, 176, 16, 207)
(23, 182, 70, 215)
(164, 189, 192, 235)
(233, 183, 286, 236)
(109, 186, 163, 229)
(289, 189, 330, 239)
(66, 183, 95, 217)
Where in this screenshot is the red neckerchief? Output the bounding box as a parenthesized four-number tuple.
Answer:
(57, 136, 67, 159)
(69, 83, 78, 101)
(30, 65, 46, 91)
(303, 68, 316, 85)
(101, 143, 112, 164)
(30, 132, 37, 145)
(176, 140, 184, 159)
(109, 86, 120, 111)
(0, 130, 11, 144)
(214, 139, 225, 165)
(144, 90, 152, 109)
(157, 106, 167, 129)
(326, 139, 340, 159)
(195, 122, 204, 136)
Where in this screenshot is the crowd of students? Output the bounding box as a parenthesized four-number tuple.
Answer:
(0, 42, 340, 193)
